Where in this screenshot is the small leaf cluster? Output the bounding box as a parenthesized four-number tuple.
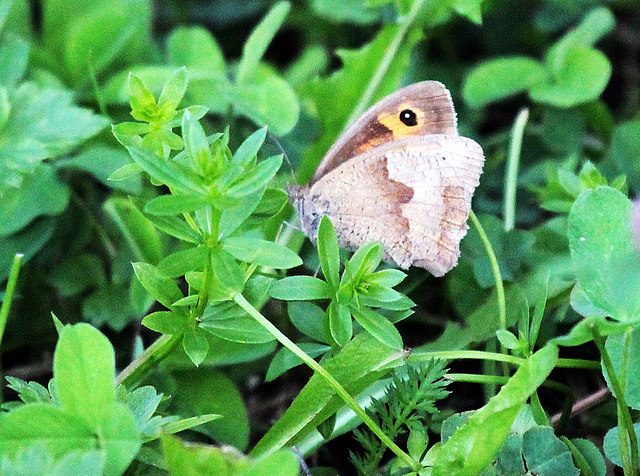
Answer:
(112, 70, 300, 365)
(464, 8, 613, 108)
(270, 215, 412, 353)
(350, 361, 450, 476)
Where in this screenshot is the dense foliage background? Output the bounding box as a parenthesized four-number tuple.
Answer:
(1, 0, 640, 474)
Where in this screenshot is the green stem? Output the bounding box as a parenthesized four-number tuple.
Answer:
(408, 349, 522, 366)
(468, 210, 508, 378)
(233, 293, 418, 471)
(0, 254, 23, 347)
(592, 325, 638, 476)
(116, 333, 183, 388)
(503, 108, 529, 232)
(469, 211, 506, 333)
(344, 0, 426, 128)
(0, 254, 23, 405)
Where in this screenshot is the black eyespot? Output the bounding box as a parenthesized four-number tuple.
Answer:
(399, 109, 418, 127)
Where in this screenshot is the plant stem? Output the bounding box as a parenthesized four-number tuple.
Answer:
(233, 293, 419, 471)
(408, 349, 522, 366)
(592, 325, 638, 476)
(344, 0, 426, 128)
(469, 211, 506, 333)
(0, 254, 23, 347)
(116, 333, 183, 388)
(503, 108, 529, 232)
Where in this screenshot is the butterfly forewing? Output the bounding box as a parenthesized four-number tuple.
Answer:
(311, 81, 458, 183)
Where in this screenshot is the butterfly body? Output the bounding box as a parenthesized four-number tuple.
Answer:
(290, 81, 484, 277)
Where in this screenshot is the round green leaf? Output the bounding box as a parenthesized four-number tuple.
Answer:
(530, 47, 611, 107)
(463, 56, 548, 108)
(568, 187, 640, 321)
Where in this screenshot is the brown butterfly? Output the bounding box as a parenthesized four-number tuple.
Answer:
(288, 81, 484, 277)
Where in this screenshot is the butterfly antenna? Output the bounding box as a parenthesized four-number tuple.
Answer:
(267, 130, 297, 183)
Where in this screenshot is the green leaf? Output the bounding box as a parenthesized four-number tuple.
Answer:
(310, 0, 381, 24)
(351, 307, 403, 350)
(251, 332, 406, 458)
(222, 237, 302, 269)
(230, 73, 299, 135)
(54, 324, 116, 429)
(168, 368, 249, 450)
(603, 423, 640, 468)
(142, 310, 187, 334)
(545, 7, 615, 74)
(103, 197, 163, 265)
(463, 56, 548, 108)
(167, 26, 225, 72)
(365, 269, 406, 288)
(317, 216, 340, 291)
(0, 83, 106, 192)
(552, 316, 635, 347)
(287, 301, 327, 343)
(242, 448, 298, 476)
(158, 246, 207, 278)
(432, 345, 558, 475)
(236, 1, 290, 83)
(604, 327, 640, 410)
(347, 242, 383, 284)
(147, 214, 202, 244)
(265, 343, 330, 381)
(133, 262, 184, 309)
(182, 108, 213, 172)
(210, 248, 245, 296)
(0, 164, 69, 236)
(128, 73, 157, 120)
(606, 119, 640, 192)
(226, 154, 283, 198)
(183, 327, 210, 366)
(496, 330, 520, 350)
(200, 302, 275, 344)
(568, 187, 640, 321)
(158, 67, 188, 111)
(68, 13, 134, 85)
(0, 404, 95, 460)
(566, 438, 606, 476)
(523, 427, 579, 476)
(161, 435, 249, 475)
(0, 33, 29, 87)
(219, 188, 266, 238)
(96, 402, 142, 476)
(300, 23, 422, 182)
(329, 301, 352, 346)
(269, 276, 333, 300)
(125, 145, 206, 195)
(530, 46, 611, 107)
(144, 194, 209, 216)
(232, 126, 267, 167)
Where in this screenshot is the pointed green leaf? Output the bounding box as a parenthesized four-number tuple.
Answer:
(317, 216, 340, 291)
(232, 127, 267, 167)
(236, 1, 290, 83)
(133, 262, 184, 309)
(222, 237, 302, 269)
(351, 307, 402, 350)
(269, 276, 333, 300)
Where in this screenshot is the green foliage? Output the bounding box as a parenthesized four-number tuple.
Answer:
(350, 361, 450, 475)
(270, 216, 409, 350)
(2, 0, 640, 474)
(464, 7, 614, 108)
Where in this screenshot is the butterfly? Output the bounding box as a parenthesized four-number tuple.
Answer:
(288, 81, 484, 277)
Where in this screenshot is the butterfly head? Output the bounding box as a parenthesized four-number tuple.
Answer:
(287, 185, 324, 242)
